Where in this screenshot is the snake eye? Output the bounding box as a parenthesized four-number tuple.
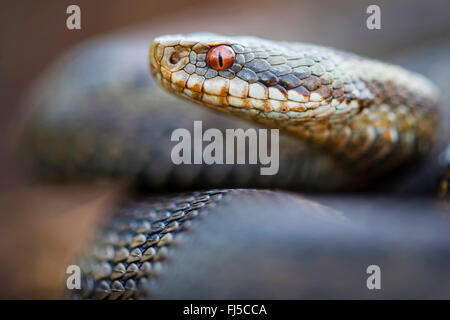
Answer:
(206, 45, 235, 71)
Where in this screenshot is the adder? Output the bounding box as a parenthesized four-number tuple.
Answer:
(23, 33, 450, 299)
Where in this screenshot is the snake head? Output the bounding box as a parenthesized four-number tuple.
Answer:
(149, 33, 378, 127)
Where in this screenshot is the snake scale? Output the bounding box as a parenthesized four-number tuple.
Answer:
(23, 33, 450, 299)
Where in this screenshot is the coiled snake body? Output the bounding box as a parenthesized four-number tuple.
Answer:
(24, 33, 450, 299)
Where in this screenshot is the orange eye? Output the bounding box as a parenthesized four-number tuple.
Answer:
(206, 45, 235, 71)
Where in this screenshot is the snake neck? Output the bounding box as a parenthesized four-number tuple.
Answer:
(283, 80, 438, 174)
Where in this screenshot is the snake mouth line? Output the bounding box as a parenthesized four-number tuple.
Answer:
(151, 68, 362, 123)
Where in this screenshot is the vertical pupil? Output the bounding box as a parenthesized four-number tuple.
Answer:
(207, 46, 235, 70)
(218, 52, 223, 67)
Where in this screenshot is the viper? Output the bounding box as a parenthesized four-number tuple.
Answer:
(23, 33, 450, 299)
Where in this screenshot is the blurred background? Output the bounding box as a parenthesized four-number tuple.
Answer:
(0, 0, 449, 298)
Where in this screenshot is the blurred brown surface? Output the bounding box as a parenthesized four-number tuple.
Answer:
(0, 0, 449, 299)
(0, 182, 124, 298)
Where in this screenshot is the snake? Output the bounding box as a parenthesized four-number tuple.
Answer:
(23, 33, 450, 299)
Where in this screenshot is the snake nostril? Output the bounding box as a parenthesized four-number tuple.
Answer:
(161, 46, 190, 71)
(169, 52, 180, 65)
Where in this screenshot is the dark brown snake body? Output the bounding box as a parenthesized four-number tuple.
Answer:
(23, 33, 450, 299)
